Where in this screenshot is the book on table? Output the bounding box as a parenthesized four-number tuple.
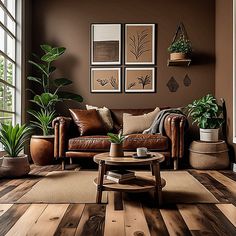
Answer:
(105, 175, 136, 183)
(106, 170, 135, 179)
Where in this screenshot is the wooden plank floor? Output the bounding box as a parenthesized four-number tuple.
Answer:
(0, 165, 235, 236)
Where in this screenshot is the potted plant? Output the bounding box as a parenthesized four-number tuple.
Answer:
(168, 35, 192, 60)
(186, 94, 224, 142)
(0, 123, 32, 178)
(107, 132, 126, 157)
(28, 44, 83, 165)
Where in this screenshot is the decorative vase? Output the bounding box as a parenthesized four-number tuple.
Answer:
(200, 128, 219, 142)
(0, 154, 30, 178)
(30, 135, 54, 165)
(109, 143, 124, 157)
(170, 52, 186, 60)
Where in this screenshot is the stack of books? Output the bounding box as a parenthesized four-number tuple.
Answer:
(106, 170, 135, 183)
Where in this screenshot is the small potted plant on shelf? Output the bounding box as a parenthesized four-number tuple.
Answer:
(186, 94, 224, 142)
(107, 132, 126, 157)
(168, 35, 192, 60)
(0, 123, 32, 178)
(28, 44, 83, 165)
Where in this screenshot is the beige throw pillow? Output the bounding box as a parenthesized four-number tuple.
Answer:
(122, 107, 160, 135)
(86, 105, 113, 131)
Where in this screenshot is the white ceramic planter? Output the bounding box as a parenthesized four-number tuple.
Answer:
(200, 128, 219, 142)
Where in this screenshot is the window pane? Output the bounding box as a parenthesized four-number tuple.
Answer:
(4, 0, 15, 18)
(0, 112, 12, 124)
(0, 55, 3, 81)
(6, 59, 14, 85)
(0, 26, 4, 52)
(7, 34, 14, 59)
(0, 82, 14, 112)
(6, 15, 15, 35)
(0, 5, 4, 23)
(5, 84, 13, 111)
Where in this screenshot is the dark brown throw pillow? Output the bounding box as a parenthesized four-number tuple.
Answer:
(69, 109, 107, 136)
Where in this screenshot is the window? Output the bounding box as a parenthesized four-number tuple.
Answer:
(0, 0, 21, 152)
(0, 0, 17, 126)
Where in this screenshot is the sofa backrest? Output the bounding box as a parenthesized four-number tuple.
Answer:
(110, 107, 168, 132)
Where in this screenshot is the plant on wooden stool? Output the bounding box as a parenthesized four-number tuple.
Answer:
(186, 94, 224, 142)
(107, 132, 126, 157)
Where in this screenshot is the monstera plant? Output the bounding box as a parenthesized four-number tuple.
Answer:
(28, 44, 83, 165)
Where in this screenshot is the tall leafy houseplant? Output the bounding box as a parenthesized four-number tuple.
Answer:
(0, 123, 32, 177)
(28, 44, 83, 165)
(186, 94, 224, 141)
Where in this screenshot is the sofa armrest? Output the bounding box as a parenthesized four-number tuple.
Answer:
(163, 113, 187, 159)
(52, 116, 72, 158)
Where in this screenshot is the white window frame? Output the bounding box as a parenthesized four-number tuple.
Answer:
(233, 0, 236, 143)
(0, 1, 22, 154)
(0, 0, 21, 126)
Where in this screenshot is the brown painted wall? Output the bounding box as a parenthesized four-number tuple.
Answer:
(215, 0, 235, 161)
(30, 0, 215, 114)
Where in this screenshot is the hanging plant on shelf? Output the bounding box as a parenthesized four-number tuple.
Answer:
(168, 23, 192, 61)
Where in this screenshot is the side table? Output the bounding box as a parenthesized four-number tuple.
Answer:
(93, 152, 165, 207)
(189, 140, 229, 169)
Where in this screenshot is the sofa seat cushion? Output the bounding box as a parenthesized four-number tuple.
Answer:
(68, 135, 110, 151)
(123, 134, 168, 151)
(68, 134, 168, 151)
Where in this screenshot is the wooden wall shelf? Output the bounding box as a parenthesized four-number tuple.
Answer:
(167, 59, 191, 67)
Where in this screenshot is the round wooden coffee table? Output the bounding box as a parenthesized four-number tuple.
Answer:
(93, 152, 165, 207)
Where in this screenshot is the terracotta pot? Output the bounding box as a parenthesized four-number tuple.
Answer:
(30, 135, 54, 165)
(200, 128, 219, 142)
(109, 143, 124, 157)
(170, 52, 186, 60)
(0, 154, 30, 178)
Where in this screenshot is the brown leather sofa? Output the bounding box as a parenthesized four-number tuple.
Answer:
(53, 108, 187, 170)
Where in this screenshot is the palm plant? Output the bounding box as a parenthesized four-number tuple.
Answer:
(28, 109, 55, 136)
(0, 123, 32, 157)
(28, 44, 83, 135)
(107, 132, 126, 144)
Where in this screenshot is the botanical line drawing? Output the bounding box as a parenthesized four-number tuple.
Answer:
(97, 79, 109, 86)
(127, 82, 136, 89)
(97, 77, 118, 90)
(129, 30, 150, 59)
(110, 76, 118, 89)
(137, 75, 151, 89)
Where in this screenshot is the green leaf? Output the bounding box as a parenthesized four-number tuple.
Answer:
(40, 44, 52, 53)
(53, 78, 73, 87)
(41, 47, 66, 62)
(57, 91, 83, 102)
(27, 76, 42, 85)
(28, 60, 48, 77)
(0, 123, 32, 156)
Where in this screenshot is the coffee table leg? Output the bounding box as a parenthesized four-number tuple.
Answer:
(152, 161, 162, 207)
(96, 160, 106, 204)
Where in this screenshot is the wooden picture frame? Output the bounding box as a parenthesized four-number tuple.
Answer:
(125, 67, 155, 93)
(125, 24, 155, 65)
(91, 24, 122, 65)
(91, 67, 121, 93)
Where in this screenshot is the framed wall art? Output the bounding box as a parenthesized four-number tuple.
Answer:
(125, 67, 155, 93)
(91, 68, 121, 93)
(125, 24, 155, 65)
(91, 24, 121, 65)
